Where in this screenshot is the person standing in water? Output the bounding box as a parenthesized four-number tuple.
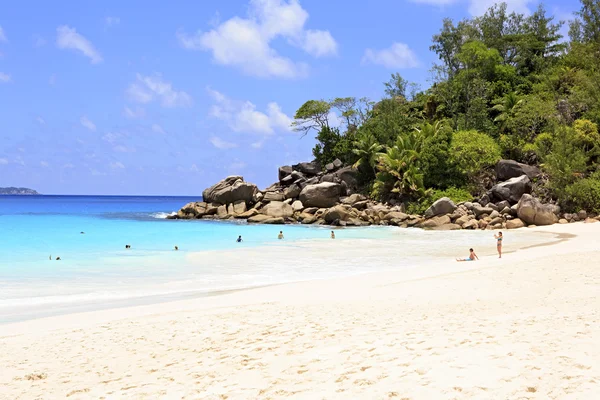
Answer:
(494, 232, 503, 258)
(278, 231, 284, 240)
(456, 248, 478, 262)
(330, 231, 335, 239)
(237, 235, 243, 243)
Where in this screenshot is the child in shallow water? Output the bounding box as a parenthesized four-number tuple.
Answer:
(456, 248, 478, 262)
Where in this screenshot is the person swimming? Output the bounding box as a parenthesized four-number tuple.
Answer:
(456, 248, 478, 262)
(494, 232, 503, 258)
(237, 235, 243, 243)
(330, 231, 335, 239)
(278, 231, 284, 240)
(174, 246, 179, 251)
(56, 256, 61, 261)
(125, 244, 131, 249)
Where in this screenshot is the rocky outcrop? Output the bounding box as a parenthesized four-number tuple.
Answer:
(424, 197, 457, 218)
(278, 166, 293, 181)
(293, 161, 321, 176)
(171, 157, 588, 230)
(496, 160, 541, 181)
(506, 218, 525, 229)
(489, 175, 532, 204)
(299, 182, 341, 208)
(261, 201, 294, 219)
(323, 205, 352, 223)
(517, 194, 559, 226)
(202, 176, 258, 205)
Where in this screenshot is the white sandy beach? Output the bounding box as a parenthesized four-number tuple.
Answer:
(1, 223, 600, 399)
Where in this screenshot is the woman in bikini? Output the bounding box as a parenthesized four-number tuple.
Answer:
(494, 232, 503, 258)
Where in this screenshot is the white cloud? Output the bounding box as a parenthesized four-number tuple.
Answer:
(210, 136, 238, 149)
(302, 30, 338, 57)
(0, 72, 11, 83)
(110, 161, 125, 169)
(0, 26, 7, 42)
(251, 139, 265, 149)
(177, 0, 337, 78)
(362, 42, 419, 69)
(151, 123, 166, 134)
(123, 106, 145, 119)
(56, 25, 103, 64)
(36, 116, 46, 125)
(208, 88, 292, 135)
(127, 74, 192, 108)
(229, 161, 247, 172)
(190, 164, 200, 173)
(0, 158, 8, 165)
(80, 116, 96, 131)
(113, 145, 135, 153)
(63, 163, 75, 169)
(40, 161, 49, 168)
(105, 17, 121, 27)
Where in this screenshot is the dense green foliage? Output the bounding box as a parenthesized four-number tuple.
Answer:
(407, 187, 474, 215)
(564, 172, 600, 213)
(293, 1, 600, 213)
(450, 130, 501, 181)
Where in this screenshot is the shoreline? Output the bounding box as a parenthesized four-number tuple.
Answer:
(0, 225, 573, 332)
(1, 227, 558, 326)
(2, 223, 599, 399)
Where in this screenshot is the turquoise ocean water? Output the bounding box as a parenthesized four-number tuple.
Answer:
(0, 195, 554, 323)
(0, 195, 401, 323)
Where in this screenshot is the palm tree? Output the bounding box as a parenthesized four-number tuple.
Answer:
(492, 92, 522, 132)
(414, 120, 445, 139)
(352, 132, 384, 177)
(372, 133, 425, 199)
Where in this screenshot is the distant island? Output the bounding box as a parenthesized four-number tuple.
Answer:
(0, 187, 39, 195)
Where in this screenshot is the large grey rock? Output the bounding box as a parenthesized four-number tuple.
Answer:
(320, 173, 338, 183)
(177, 201, 207, 218)
(506, 218, 526, 229)
(284, 184, 301, 199)
(216, 204, 228, 218)
(248, 214, 271, 223)
(278, 165, 293, 181)
(419, 215, 451, 228)
(293, 161, 321, 176)
(424, 197, 457, 218)
(291, 200, 304, 212)
(263, 191, 285, 202)
(384, 211, 409, 222)
(496, 160, 541, 181)
(236, 209, 258, 219)
(334, 166, 359, 192)
(232, 200, 247, 215)
(323, 205, 351, 223)
(261, 201, 294, 218)
(299, 182, 341, 208)
(472, 204, 495, 218)
(202, 176, 258, 205)
(516, 194, 559, 226)
(490, 175, 532, 204)
(342, 193, 367, 205)
(326, 158, 343, 172)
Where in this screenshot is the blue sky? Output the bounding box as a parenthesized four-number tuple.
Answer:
(0, 0, 579, 195)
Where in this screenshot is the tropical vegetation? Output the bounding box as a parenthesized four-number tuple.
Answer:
(292, 0, 600, 213)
